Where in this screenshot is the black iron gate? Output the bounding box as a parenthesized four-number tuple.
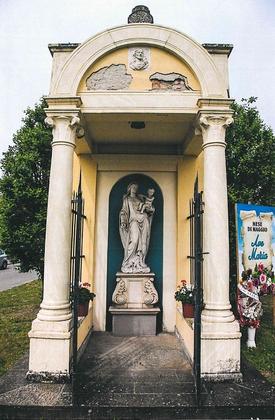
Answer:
(70, 179, 86, 406)
(188, 177, 205, 406)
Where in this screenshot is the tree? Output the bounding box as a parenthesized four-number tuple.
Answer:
(0, 96, 274, 284)
(0, 99, 52, 278)
(226, 97, 275, 298)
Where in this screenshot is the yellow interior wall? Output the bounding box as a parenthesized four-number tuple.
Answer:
(176, 309, 194, 360)
(72, 153, 98, 349)
(176, 152, 204, 285)
(77, 46, 201, 92)
(77, 308, 93, 350)
(177, 156, 196, 285)
(176, 152, 204, 352)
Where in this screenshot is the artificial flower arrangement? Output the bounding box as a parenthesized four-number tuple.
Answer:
(237, 263, 274, 329)
(174, 279, 194, 304)
(241, 263, 275, 296)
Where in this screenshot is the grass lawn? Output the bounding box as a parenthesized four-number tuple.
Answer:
(241, 294, 275, 384)
(0, 280, 42, 376)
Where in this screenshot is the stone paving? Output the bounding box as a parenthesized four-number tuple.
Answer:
(0, 332, 274, 419)
(0, 353, 71, 407)
(75, 332, 197, 407)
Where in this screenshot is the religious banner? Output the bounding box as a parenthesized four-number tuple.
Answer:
(236, 203, 275, 277)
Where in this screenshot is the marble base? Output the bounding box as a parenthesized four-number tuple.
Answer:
(112, 272, 158, 308)
(109, 307, 160, 336)
(201, 318, 241, 377)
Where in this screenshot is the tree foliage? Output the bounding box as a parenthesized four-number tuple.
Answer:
(226, 97, 275, 283)
(0, 97, 274, 285)
(0, 99, 52, 278)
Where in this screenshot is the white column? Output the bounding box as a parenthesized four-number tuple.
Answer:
(198, 111, 241, 380)
(28, 113, 79, 380)
(200, 113, 234, 322)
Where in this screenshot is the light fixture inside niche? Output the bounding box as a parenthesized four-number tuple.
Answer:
(129, 121, 145, 129)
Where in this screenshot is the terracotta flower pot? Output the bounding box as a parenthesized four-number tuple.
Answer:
(182, 302, 194, 318)
(78, 301, 89, 317)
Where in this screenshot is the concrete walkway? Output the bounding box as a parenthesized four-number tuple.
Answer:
(0, 332, 274, 419)
(0, 264, 36, 291)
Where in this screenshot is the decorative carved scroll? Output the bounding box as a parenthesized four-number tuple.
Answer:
(112, 279, 127, 305)
(143, 278, 158, 305)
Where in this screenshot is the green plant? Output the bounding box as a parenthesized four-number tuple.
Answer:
(76, 282, 96, 304)
(0, 98, 52, 278)
(0, 280, 41, 376)
(174, 280, 194, 304)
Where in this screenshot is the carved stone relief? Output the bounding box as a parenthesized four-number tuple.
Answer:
(143, 278, 159, 306)
(112, 278, 127, 306)
(149, 72, 194, 91)
(112, 273, 159, 308)
(129, 48, 150, 70)
(127, 5, 154, 24)
(86, 64, 133, 90)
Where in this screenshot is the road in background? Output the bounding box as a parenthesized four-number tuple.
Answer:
(0, 264, 37, 291)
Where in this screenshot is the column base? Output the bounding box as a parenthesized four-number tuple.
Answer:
(202, 372, 243, 382)
(27, 317, 72, 381)
(201, 318, 242, 378)
(26, 370, 70, 383)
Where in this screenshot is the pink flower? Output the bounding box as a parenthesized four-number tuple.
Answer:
(258, 263, 264, 272)
(259, 274, 267, 284)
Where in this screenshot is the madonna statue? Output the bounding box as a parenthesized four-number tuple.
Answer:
(119, 182, 155, 273)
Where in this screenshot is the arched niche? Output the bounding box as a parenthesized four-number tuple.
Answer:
(106, 173, 163, 331)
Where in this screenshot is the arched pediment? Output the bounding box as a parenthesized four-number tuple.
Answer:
(51, 24, 227, 98)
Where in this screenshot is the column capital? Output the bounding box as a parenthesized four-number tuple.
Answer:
(45, 112, 81, 148)
(196, 112, 234, 149)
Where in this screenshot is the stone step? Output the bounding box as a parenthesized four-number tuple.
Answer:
(0, 404, 274, 419)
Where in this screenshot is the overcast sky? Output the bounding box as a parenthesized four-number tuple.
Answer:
(1, 0, 275, 159)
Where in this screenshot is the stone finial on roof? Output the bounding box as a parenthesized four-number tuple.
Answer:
(128, 5, 154, 24)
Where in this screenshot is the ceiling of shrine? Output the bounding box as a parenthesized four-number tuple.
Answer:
(81, 112, 199, 155)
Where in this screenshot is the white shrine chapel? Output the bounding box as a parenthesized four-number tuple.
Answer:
(28, 6, 241, 382)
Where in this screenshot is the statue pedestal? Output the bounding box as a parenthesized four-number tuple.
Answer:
(109, 307, 160, 336)
(109, 272, 160, 335)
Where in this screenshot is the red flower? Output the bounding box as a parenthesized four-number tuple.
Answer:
(258, 263, 264, 272)
(261, 283, 268, 294)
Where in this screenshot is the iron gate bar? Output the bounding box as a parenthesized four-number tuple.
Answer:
(70, 179, 86, 406)
(193, 189, 202, 407)
(187, 177, 205, 407)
